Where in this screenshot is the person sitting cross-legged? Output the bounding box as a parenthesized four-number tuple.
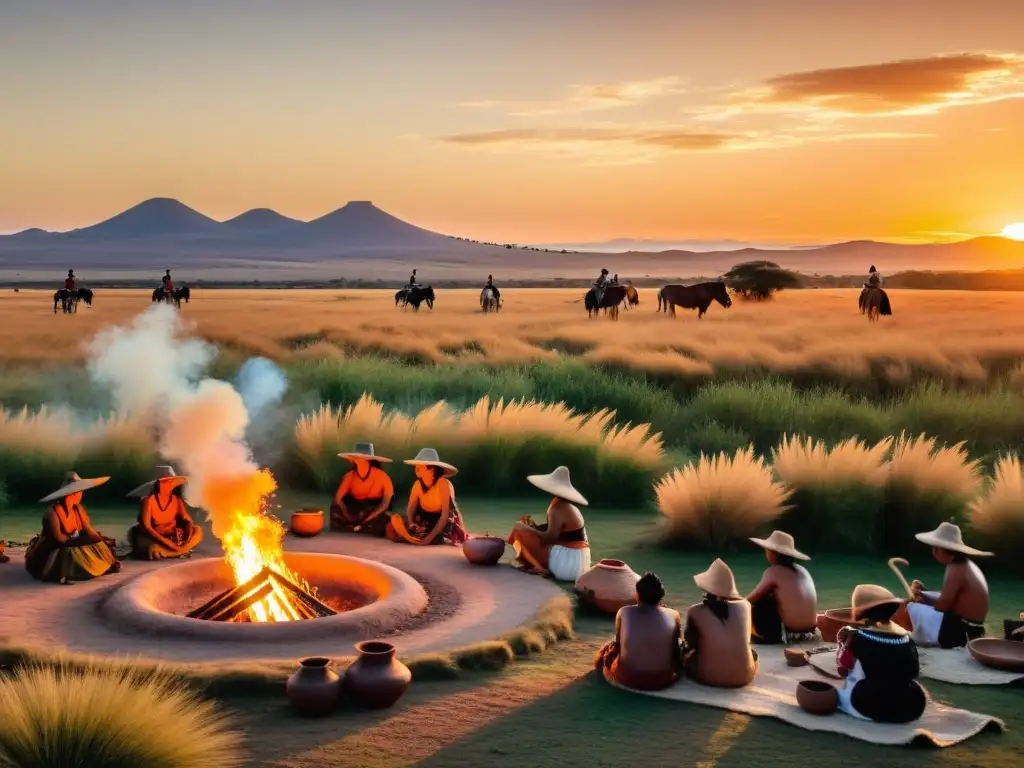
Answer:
(330, 442, 395, 536)
(387, 449, 468, 546)
(507, 466, 591, 581)
(746, 530, 818, 644)
(127, 466, 203, 560)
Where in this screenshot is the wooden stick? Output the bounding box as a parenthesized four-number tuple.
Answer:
(188, 566, 271, 620)
(888, 557, 914, 599)
(207, 581, 274, 622)
(267, 570, 336, 617)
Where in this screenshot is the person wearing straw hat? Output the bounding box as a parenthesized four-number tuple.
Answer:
(746, 530, 818, 645)
(903, 522, 991, 648)
(508, 466, 591, 581)
(331, 443, 395, 536)
(24, 472, 120, 584)
(834, 584, 927, 723)
(682, 559, 758, 688)
(126, 466, 203, 560)
(387, 448, 468, 546)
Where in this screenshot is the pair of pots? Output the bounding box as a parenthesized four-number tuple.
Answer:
(285, 641, 411, 716)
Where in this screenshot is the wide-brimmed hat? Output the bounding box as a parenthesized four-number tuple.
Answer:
(338, 442, 392, 464)
(851, 584, 903, 621)
(39, 471, 109, 503)
(404, 448, 458, 477)
(749, 530, 809, 561)
(526, 466, 588, 507)
(126, 466, 187, 498)
(915, 522, 993, 557)
(693, 558, 741, 600)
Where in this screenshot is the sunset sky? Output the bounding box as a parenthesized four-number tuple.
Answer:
(2, 0, 1024, 243)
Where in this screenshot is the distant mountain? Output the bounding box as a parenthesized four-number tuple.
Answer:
(222, 208, 302, 231)
(305, 201, 449, 245)
(534, 237, 816, 253)
(62, 198, 220, 239)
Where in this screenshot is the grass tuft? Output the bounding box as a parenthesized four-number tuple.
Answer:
(968, 455, 1024, 574)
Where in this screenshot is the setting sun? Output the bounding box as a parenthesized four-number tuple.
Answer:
(1002, 223, 1024, 241)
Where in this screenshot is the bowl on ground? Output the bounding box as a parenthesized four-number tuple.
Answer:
(784, 648, 809, 667)
(796, 680, 838, 715)
(462, 535, 506, 565)
(291, 509, 325, 538)
(968, 638, 1024, 672)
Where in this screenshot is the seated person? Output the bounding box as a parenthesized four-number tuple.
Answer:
(836, 584, 927, 723)
(507, 466, 590, 581)
(126, 466, 202, 560)
(746, 530, 818, 644)
(905, 522, 991, 648)
(0, 540, 9, 564)
(596, 572, 682, 690)
(330, 442, 395, 535)
(683, 559, 759, 688)
(387, 448, 467, 545)
(25, 472, 120, 584)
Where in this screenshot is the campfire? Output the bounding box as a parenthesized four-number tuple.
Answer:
(188, 470, 336, 623)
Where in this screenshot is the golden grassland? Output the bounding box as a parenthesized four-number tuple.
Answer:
(6, 287, 1024, 382)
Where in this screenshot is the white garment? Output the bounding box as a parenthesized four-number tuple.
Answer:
(836, 660, 869, 720)
(906, 592, 943, 646)
(549, 544, 591, 582)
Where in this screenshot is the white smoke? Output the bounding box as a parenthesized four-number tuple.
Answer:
(86, 304, 287, 539)
(237, 357, 287, 416)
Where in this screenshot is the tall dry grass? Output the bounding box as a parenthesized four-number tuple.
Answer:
(0, 661, 242, 768)
(968, 455, 1024, 573)
(289, 394, 666, 506)
(654, 447, 791, 549)
(772, 435, 891, 552)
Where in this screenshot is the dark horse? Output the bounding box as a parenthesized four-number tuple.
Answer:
(657, 282, 732, 319)
(859, 286, 892, 321)
(53, 287, 93, 314)
(584, 285, 629, 319)
(152, 286, 191, 308)
(397, 285, 435, 311)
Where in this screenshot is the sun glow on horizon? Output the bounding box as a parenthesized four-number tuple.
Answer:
(1002, 223, 1024, 242)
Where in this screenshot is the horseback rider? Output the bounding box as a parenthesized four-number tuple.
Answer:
(593, 268, 611, 304)
(409, 269, 418, 289)
(485, 274, 501, 302)
(611, 273, 620, 286)
(64, 270, 77, 292)
(864, 265, 882, 290)
(162, 269, 175, 296)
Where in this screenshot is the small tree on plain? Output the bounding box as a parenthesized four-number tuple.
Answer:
(723, 260, 802, 300)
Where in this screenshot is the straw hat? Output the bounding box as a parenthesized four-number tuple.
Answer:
(126, 466, 187, 499)
(526, 466, 588, 507)
(915, 522, 993, 557)
(338, 442, 392, 464)
(693, 558, 741, 600)
(39, 471, 109, 503)
(749, 530, 809, 561)
(404, 448, 458, 478)
(851, 584, 903, 621)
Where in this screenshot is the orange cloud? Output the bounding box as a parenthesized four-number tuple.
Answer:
(459, 77, 686, 116)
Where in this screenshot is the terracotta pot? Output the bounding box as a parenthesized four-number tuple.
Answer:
(286, 657, 342, 717)
(291, 509, 324, 538)
(574, 559, 639, 615)
(462, 535, 506, 566)
(968, 638, 1024, 672)
(345, 641, 412, 709)
(796, 680, 838, 715)
(817, 609, 852, 643)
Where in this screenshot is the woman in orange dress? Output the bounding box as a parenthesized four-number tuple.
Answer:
(127, 466, 203, 560)
(387, 448, 467, 546)
(330, 443, 395, 536)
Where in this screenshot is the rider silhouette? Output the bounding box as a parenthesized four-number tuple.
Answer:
(593, 268, 610, 304)
(485, 274, 501, 301)
(162, 269, 175, 294)
(409, 269, 418, 288)
(864, 265, 882, 289)
(64, 270, 77, 292)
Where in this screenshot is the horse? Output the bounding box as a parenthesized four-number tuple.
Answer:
(395, 287, 410, 307)
(151, 286, 190, 308)
(404, 285, 435, 311)
(584, 284, 628, 319)
(624, 285, 639, 309)
(480, 287, 501, 313)
(52, 287, 91, 314)
(859, 286, 892, 321)
(657, 282, 732, 319)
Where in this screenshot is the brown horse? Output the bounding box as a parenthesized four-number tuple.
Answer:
(859, 287, 892, 321)
(585, 285, 628, 319)
(657, 282, 732, 318)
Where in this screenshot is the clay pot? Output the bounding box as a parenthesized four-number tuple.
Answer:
(817, 609, 852, 643)
(345, 641, 412, 709)
(291, 509, 324, 538)
(286, 657, 343, 716)
(968, 638, 1024, 672)
(574, 559, 640, 615)
(796, 680, 838, 715)
(462, 535, 506, 565)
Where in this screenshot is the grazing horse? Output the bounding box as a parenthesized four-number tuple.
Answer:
(584, 284, 628, 319)
(859, 286, 892, 321)
(657, 282, 732, 318)
(403, 285, 435, 311)
(624, 285, 639, 309)
(480, 287, 501, 313)
(151, 286, 190, 308)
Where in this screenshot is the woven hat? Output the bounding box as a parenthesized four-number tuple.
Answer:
(126, 466, 187, 498)
(851, 584, 902, 621)
(39, 471, 109, 503)
(404, 448, 458, 478)
(338, 442, 392, 464)
(693, 558, 741, 600)
(526, 466, 588, 507)
(915, 522, 993, 557)
(749, 530, 809, 561)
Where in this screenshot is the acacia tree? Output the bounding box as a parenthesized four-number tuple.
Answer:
(723, 260, 802, 300)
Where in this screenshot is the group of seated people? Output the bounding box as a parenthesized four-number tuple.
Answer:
(24, 466, 204, 584)
(597, 522, 994, 725)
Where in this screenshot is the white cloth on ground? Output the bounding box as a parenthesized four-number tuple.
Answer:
(549, 544, 591, 582)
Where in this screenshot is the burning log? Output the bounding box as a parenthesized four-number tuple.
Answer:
(187, 566, 273, 620)
(206, 581, 275, 623)
(267, 570, 336, 619)
(187, 565, 337, 622)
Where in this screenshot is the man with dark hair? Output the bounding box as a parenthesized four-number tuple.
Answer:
(409, 268, 418, 288)
(484, 273, 500, 302)
(162, 269, 175, 296)
(593, 268, 610, 305)
(596, 571, 681, 690)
